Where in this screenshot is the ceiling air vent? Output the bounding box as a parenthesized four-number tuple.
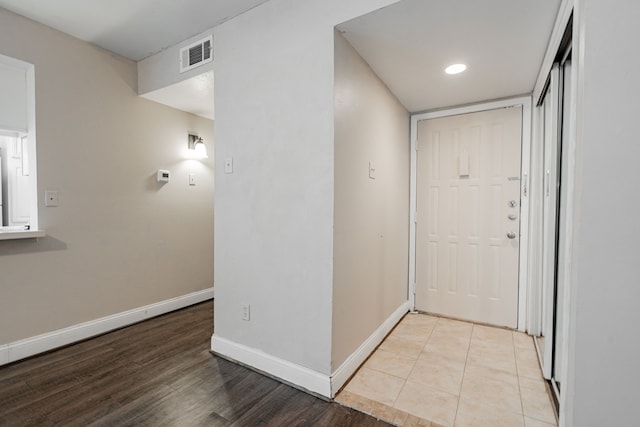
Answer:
(179, 36, 213, 73)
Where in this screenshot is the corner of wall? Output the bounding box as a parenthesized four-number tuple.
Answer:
(330, 301, 409, 397)
(211, 334, 332, 398)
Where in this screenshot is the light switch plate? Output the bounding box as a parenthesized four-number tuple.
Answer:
(45, 190, 59, 207)
(224, 157, 233, 174)
(241, 304, 250, 321)
(369, 161, 377, 179)
(189, 173, 196, 186)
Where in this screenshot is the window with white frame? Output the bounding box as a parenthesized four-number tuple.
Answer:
(0, 53, 39, 236)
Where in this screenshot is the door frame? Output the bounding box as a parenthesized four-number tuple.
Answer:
(409, 96, 532, 331)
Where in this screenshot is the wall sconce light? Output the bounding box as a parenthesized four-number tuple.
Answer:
(188, 133, 208, 159)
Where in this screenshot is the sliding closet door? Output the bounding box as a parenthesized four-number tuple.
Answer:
(535, 53, 572, 402)
(553, 53, 572, 396)
(540, 66, 560, 380)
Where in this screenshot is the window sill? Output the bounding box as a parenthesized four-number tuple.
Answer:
(0, 229, 46, 241)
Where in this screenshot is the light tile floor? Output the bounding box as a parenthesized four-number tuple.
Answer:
(336, 313, 558, 427)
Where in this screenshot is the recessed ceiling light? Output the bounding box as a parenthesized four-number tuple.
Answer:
(445, 63, 467, 75)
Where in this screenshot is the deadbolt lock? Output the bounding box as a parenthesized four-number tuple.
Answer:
(508, 200, 517, 208)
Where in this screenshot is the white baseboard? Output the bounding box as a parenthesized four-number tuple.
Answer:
(210, 300, 410, 399)
(0, 287, 214, 367)
(330, 301, 410, 397)
(211, 335, 332, 398)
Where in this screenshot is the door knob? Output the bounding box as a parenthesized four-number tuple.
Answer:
(507, 232, 517, 239)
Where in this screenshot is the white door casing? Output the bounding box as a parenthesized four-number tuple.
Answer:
(414, 106, 523, 328)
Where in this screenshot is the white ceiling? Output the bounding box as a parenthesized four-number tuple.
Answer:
(142, 71, 214, 120)
(0, 0, 269, 61)
(338, 0, 562, 113)
(0, 0, 561, 119)
(0, 0, 269, 119)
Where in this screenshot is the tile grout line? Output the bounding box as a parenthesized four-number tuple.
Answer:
(390, 314, 437, 410)
(451, 322, 474, 427)
(395, 314, 449, 426)
(513, 330, 527, 426)
(416, 315, 449, 426)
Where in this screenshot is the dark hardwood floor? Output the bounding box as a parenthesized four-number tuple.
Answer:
(0, 301, 390, 426)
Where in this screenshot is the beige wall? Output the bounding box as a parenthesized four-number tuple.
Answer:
(332, 32, 410, 370)
(0, 9, 214, 345)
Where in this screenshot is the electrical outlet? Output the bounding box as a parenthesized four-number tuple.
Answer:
(241, 304, 251, 321)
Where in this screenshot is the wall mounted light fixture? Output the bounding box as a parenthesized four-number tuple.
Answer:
(188, 133, 208, 159)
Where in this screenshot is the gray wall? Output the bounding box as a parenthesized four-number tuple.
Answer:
(332, 32, 409, 370)
(568, 0, 640, 425)
(0, 9, 214, 345)
(211, 0, 400, 375)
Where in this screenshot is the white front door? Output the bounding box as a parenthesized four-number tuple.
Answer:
(415, 107, 523, 328)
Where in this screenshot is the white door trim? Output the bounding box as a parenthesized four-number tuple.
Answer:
(532, 0, 574, 104)
(526, 103, 544, 337)
(558, 8, 578, 424)
(409, 96, 532, 331)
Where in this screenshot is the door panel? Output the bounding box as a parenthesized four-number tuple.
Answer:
(540, 65, 561, 379)
(552, 56, 571, 396)
(415, 107, 522, 328)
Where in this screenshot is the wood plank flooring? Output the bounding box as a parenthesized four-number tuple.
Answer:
(0, 301, 390, 426)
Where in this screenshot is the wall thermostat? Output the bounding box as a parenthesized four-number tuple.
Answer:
(157, 169, 171, 183)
